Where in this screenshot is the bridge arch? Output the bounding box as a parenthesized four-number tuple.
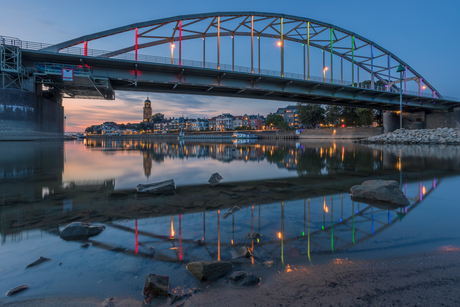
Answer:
(47, 12, 440, 98)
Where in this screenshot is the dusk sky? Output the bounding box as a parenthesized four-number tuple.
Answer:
(1, 0, 459, 131)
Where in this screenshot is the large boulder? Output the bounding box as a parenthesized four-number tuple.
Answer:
(59, 222, 105, 241)
(186, 261, 233, 281)
(143, 274, 169, 299)
(350, 180, 410, 206)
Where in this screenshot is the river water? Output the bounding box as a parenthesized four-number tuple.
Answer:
(1, 138, 460, 304)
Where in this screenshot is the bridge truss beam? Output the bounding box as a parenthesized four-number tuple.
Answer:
(43, 12, 444, 100)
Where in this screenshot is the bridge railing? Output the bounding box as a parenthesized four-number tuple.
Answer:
(2, 35, 459, 102)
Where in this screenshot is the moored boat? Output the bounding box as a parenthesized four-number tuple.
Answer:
(231, 132, 258, 139)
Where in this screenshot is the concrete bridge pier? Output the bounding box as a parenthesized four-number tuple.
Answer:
(0, 86, 64, 141)
(383, 111, 425, 133)
(383, 109, 460, 133)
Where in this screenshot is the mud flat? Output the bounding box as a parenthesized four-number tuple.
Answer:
(2, 248, 460, 306)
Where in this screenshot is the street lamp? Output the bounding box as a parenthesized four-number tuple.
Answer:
(323, 67, 329, 83)
(170, 43, 175, 65)
(397, 64, 405, 129)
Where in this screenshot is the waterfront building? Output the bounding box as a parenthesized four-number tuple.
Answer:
(185, 118, 195, 132)
(192, 118, 209, 131)
(232, 116, 244, 129)
(276, 105, 300, 128)
(154, 119, 171, 133)
(101, 122, 118, 134)
(143, 97, 153, 123)
(208, 117, 217, 131)
(242, 114, 265, 130)
(217, 113, 234, 130)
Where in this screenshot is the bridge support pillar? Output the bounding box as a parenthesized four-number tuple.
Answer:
(0, 87, 64, 140)
(383, 111, 426, 133)
(426, 110, 460, 129)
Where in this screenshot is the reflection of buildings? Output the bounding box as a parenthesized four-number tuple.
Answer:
(85, 139, 267, 177)
(143, 150, 152, 178)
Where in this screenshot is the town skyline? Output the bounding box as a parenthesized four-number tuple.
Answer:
(66, 92, 286, 132)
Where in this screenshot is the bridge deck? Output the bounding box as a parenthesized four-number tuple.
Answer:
(21, 50, 460, 111)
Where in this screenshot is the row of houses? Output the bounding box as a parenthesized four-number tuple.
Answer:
(86, 105, 301, 134)
(153, 114, 266, 133)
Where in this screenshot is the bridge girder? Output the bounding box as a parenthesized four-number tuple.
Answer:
(42, 12, 443, 99)
(19, 49, 458, 110)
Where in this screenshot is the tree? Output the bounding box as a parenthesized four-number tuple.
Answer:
(265, 113, 287, 129)
(138, 122, 147, 131)
(341, 107, 359, 126)
(374, 109, 383, 126)
(325, 105, 343, 127)
(85, 126, 94, 134)
(356, 108, 374, 126)
(297, 103, 325, 127)
(152, 113, 165, 123)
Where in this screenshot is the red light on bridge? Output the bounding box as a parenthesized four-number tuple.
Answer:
(341, 124, 345, 128)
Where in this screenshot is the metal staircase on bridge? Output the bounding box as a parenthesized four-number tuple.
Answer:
(0, 43, 26, 90)
(33, 62, 115, 100)
(1, 37, 114, 100)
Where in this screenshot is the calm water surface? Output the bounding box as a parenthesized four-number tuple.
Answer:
(1, 138, 460, 303)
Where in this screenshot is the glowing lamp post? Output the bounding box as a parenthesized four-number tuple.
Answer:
(170, 43, 175, 65)
(397, 64, 405, 129)
(323, 67, 329, 83)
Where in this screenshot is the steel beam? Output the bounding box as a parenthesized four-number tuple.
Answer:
(371, 45, 374, 89)
(331, 28, 333, 84)
(217, 16, 220, 70)
(307, 21, 310, 80)
(251, 15, 254, 73)
(281, 17, 284, 77)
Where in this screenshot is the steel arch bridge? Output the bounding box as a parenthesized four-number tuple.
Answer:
(2, 12, 459, 110)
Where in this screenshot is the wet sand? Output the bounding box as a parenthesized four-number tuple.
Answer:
(187, 248, 460, 307)
(3, 248, 460, 307)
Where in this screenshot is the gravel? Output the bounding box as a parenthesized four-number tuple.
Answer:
(360, 127, 460, 145)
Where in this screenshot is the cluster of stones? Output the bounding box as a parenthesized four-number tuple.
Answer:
(360, 128, 460, 145)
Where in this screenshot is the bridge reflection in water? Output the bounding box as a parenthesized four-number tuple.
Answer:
(1, 139, 459, 267)
(86, 174, 443, 266)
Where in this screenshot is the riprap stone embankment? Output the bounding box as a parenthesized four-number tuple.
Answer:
(360, 128, 460, 145)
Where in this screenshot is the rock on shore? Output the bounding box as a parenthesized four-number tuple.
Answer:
(350, 180, 410, 206)
(186, 261, 233, 281)
(228, 271, 261, 286)
(360, 128, 460, 145)
(143, 274, 169, 299)
(59, 222, 105, 241)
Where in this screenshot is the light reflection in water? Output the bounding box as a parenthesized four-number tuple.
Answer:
(217, 210, 220, 261)
(1, 138, 460, 302)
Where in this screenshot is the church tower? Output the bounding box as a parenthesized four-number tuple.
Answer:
(143, 97, 152, 123)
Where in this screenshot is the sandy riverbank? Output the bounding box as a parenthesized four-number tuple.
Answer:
(3, 248, 460, 307)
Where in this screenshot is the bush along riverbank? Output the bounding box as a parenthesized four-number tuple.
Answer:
(359, 128, 460, 145)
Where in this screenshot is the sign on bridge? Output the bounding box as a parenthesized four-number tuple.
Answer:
(62, 68, 73, 81)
